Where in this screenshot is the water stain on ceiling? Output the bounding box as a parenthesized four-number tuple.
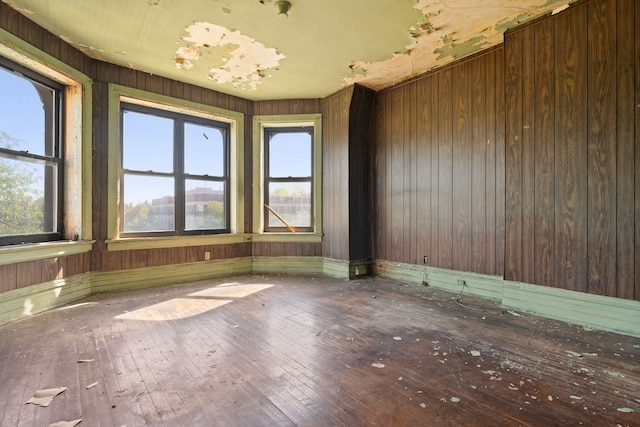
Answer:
(2, 0, 578, 100)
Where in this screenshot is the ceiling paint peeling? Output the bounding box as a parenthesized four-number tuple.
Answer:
(343, 0, 572, 90)
(174, 21, 285, 91)
(3, 0, 581, 99)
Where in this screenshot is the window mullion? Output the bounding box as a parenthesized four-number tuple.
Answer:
(175, 118, 185, 234)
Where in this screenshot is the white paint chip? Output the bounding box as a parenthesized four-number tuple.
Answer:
(617, 407, 634, 413)
(175, 22, 285, 91)
(86, 381, 99, 389)
(450, 397, 460, 403)
(470, 350, 481, 357)
(372, 363, 386, 369)
(49, 419, 82, 427)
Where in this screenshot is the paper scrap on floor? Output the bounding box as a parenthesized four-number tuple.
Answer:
(26, 387, 67, 407)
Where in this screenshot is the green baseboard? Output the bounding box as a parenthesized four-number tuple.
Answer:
(252, 256, 325, 276)
(372, 259, 640, 338)
(92, 257, 253, 293)
(0, 273, 92, 325)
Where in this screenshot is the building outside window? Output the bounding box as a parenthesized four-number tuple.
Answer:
(120, 103, 230, 236)
(0, 57, 63, 245)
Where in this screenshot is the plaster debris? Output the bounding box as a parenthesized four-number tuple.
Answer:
(393, 336, 402, 341)
(372, 363, 386, 369)
(86, 381, 99, 389)
(450, 397, 460, 403)
(26, 387, 67, 407)
(175, 22, 285, 91)
(470, 350, 481, 357)
(49, 419, 82, 427)
(78, 359, 95, 363)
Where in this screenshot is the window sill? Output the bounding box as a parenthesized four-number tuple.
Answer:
(250, 233, 322, 243)
(0, 240, 95, 266)
(106, 233, 252, 251)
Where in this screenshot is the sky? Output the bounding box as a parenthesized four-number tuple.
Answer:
(1, 65, 313, 207)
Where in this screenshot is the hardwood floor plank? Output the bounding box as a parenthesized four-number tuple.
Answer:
(0, 275, 638, 426)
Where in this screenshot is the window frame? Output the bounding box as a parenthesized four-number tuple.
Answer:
(119, 102, 231, 237)
(0, 29, 92, 250)
(106, 84, 245, 250)
(252, 114, 322, 241)
(263, 126, 314, 233)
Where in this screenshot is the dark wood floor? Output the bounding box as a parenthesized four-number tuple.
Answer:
(0, 274, 638, 426)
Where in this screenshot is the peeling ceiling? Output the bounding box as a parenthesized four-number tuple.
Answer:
(3, 0, 576, 100)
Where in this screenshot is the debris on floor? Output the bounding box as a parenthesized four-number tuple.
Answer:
(49, 419, 82, 427)
(26, 387, 67, 407)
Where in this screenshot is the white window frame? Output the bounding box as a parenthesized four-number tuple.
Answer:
(252, 114, 322, 242)
(106, 84, 246, 251)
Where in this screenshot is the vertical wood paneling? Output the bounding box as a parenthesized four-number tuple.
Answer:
(471, 56, 487, 274)
(0, 264, 17, 292)
(16, 261, 42, 288)
(503, 0, 637, 300)
(614, 0, 636, 300)
(390, 88, 404, 262)
(533, 19, 555, 288)
(521, 26, 536, 284)
(372, 93, 386, 261)
(587, 0, 617, 296)
(484, 50, 498, 276)
(494, 47, 506, 278)
(635, 0, 640, 300)
(416, 77, 431, 266)
(504, 30, 523, 282)
(438, 69, 454, 270)
(452, 61, 473, 272)
(554, 5, 588, 293)
(403, 84, 416, 263)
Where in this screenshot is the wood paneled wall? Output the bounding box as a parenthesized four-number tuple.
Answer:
(321, 87, 352, 261)
(504, 0, 639, 300)
(0, 253, 89, 292)
(372, 48, 505, 277)
(320, 84, 375, 263)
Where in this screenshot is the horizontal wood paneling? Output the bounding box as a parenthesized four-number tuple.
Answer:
(372, 48, 505, 277)
(504, 0, 638, 300)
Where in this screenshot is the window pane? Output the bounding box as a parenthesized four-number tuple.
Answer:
(123, 110, 174, 172)
(123, 174, 174, 232)
(0, 158, 50, 236)
(184, 123, 224, 176)
(268, 132, 311, 178)
(185, 180, 226, 230)
(267, 182, 311, 227)
(0, 68, 49, 156)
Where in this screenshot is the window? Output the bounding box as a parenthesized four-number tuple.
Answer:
(0, 57, 63, 245)
(253, 114, 322, 238)
(263, 127, 313, 232)
(120, 103, 230, 236)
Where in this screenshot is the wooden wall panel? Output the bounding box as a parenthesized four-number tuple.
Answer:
(635, 0, 640, 300)
(437, 68, 454, 270)
(0, 264, 17, 292)
(321, 88, 351, 261)
(347, 85, 375, 262)
(372, 48, 505, 277)
(504, 0, 638, 300)
(615, 0, 635, 300)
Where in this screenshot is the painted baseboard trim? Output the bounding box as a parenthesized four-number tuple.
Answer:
(372, 259, 640, 338)
(372, 259, 503, 301)
(503, 281, 640, 338)
(92, 257, 253, 293)
(252, 256, 325, 276)
(0, 273, 92, 326)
